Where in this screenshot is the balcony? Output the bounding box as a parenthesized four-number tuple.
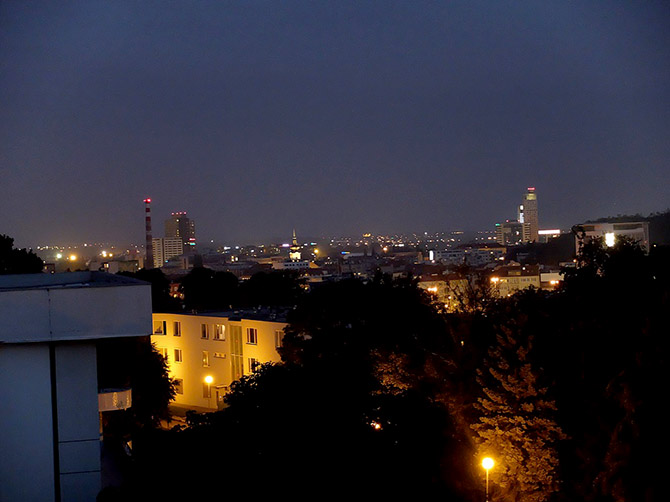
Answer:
(98, 388, 132, 412)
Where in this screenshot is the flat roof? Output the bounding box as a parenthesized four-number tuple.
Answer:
(0, 271, 148, 292)
(155, 308, 289, 323)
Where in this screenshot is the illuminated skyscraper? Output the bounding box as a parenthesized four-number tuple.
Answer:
(165, 212, 196, 252)
(522, 187, 539, 242)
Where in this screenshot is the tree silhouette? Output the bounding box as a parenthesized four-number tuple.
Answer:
(119, 268, 179, 312)
(179, 267, 238, 310)
(0, 234, 43, 274)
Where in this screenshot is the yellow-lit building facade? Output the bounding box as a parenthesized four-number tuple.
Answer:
(418, 274, 470, 313)
(151, 312, 287, 411)
(489, 264, 541, 297)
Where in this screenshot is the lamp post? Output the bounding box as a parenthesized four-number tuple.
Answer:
(204, 375, 213, 409)
(482, 457, 494, 501)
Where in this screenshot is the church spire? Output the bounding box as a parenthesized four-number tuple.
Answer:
(290, 229, 301, 261)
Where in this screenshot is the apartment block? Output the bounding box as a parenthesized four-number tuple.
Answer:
(151, 311, 287, 410)
(489, 264, 541, 297)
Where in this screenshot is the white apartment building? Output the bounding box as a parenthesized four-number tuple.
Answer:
(0, 272, 151, 502)
(152, 237, 184, 268)
(575, 221, 650, 254)
(151, 311, 287, 411)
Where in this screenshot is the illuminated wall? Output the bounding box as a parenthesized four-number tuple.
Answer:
(151, 313, 287, 410)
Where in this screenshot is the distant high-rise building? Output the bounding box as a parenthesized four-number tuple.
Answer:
(522, 187, 539, 242)
(144, 198, 153, 269)
(495, 220, 531, 245)
(152, 237, 184, 268)
(165, 212, 196, 252)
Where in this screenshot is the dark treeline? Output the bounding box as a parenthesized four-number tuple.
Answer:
(120, 267, 305, 312)
(0, 234, 43, 274)
(113, 238, 665, 502)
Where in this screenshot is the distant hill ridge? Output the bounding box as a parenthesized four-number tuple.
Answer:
(586, 209, 670, 244)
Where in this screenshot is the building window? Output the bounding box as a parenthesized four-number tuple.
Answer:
(173, 321, 181, 336)
(157, 347, 168, 361)
(201, 324, 210, 339)
(214, 324, 225, 341)
(203, 382, 211, 399)
(275, 330, 284, 349)
(202, 351, 209, 367)
(248, 357, 259, 373)
(246, 328, 258, 345)
(153, 320, 166, 335)
(174, 348, 183, 363)
(174, 378, 184, 395)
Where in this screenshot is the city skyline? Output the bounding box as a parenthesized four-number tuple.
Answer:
(2, 1, 669, 248)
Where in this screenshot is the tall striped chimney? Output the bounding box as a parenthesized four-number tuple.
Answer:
(144, 198, 153, 269)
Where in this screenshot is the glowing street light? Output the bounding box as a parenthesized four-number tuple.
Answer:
(482, 457, 494, 501)
(204, 375, 214, 409)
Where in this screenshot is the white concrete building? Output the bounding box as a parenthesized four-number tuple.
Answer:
(575, 221, 650, 253)
(152, 237, 184, 268)
(0, 272, 151, 502)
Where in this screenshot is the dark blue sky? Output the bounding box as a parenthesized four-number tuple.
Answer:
(2, 1, 669, 247)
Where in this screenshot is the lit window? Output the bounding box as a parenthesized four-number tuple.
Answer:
(153, 320, 166, 335)
(246, 328, 258, 345)
(201, 324, 210, 339)
(174, 348, 183, 363)
(214, 324, 225, 341)
(202, 351, 209, 367)
(173, 321, 181, 336)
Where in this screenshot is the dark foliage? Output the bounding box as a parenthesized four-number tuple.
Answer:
(118, 268, 180, 312)
(131, 275, 471, 500)
(179, 266, 239, 310)
(123, 241, 665, 502)
(238, 269, 305, 307)
(97, 336, 175, 431)
(0, 234, 43, 274)
(179, 267, 304, 311)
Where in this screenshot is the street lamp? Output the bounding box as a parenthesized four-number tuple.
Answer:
(204, 375, 214, 409)
(482, 457, 494, 501)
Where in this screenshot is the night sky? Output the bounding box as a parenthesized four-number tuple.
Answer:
(2, 1, 669, 247)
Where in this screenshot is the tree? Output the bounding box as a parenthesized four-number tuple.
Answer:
(472, 320, 566, 502)
(139, 275, 471, 499)
(97, 336, 175, 430)
(0, 234, 43, 274)
(119, 268, 180, 312)
(550, 237, 667, 501)
(179, 267, 238, 310)
(238, 269, 304, 307)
